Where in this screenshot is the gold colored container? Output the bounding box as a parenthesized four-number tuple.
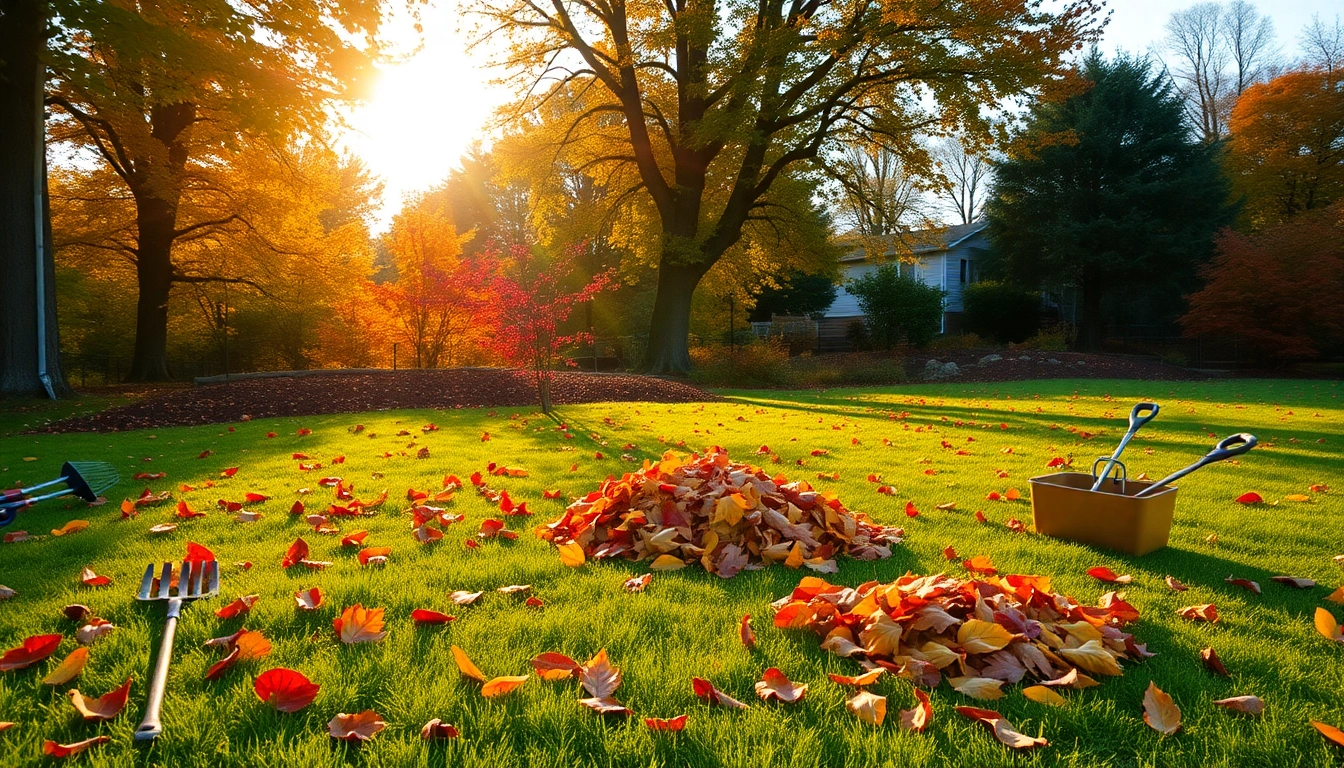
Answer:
(1028, 469, 1178, 556)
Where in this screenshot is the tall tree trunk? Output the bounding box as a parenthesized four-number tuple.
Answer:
(0, 0, 72, 397)
(639, 259, 709, 375)
(127, 195, 177, 381)
(1078, 273, 1105, 353)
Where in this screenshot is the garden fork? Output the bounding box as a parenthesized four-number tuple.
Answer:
(133, 560, 219, 741)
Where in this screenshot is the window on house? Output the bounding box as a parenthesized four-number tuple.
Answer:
(959, 258, 968, 284)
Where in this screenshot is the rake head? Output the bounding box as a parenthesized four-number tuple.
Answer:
(137, 560, 220, 604)
(62, 461, 121, 501)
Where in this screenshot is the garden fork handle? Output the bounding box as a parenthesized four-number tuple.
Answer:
(135, 598, 181, 741)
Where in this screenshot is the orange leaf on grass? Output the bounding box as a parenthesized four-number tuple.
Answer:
(452, 645, 487, 682)
(421, 718, 460, 739)
(943, 546, 958, 561)
(482, 676, 528, 697)
(692, 677, 749, 709)
(411, 609, 455, 625)
(43, 736, 110, 758)
(1087, 566, 1132, 584)
(244, 492, 269, 503)
(1316, 608, 1344, 642)
(254, 667, 320, 712)
(68, 678, 132, 721)
(755, 667, 807, 703)
(1142, 681, 1182, 735)
(1312, 720, 1344, 747)
(1201, 647, 1230, 676)
(175, 501, 204, 519)
(645, 715, 688, 731)
(624, 574, 652, 593)
(43, 647, 89, 685)
(340, 531, 368, 547)
(358, 546, 391, 566)
(531, 652, 580, 680)
(295, 588, 322, 611)
(956, 706, 1048, 749)
(281, 538, 309, 568)
(829, 669, 884, 687)
(51, 519, 89, 537)
(215, 594, 260, 619)
(900, 687, 933, 732)
(557, 541, 585, 567)
(847, 690, 886, 725)
(1177, 604, 1219, 623)
(334, 605, 387, 644)
(329, 710, 386, 742)
(0, 634, 63, 671)
(963, 555, 996, 575)
(740, 614, 756, 649)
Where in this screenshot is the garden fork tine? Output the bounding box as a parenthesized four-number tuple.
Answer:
(134, 559, 219, 742)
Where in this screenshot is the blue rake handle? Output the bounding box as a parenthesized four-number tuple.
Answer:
(1134, 433, 1258, 498)
(1090, 402, 1160, 492)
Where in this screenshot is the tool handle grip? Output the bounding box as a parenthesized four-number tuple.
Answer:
(1135, 433, 1258, 498)
(1128, 402, 1160, 430)
(134, 610, 178, 741)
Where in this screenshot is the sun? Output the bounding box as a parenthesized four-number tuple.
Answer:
(342, 3, 504, 229)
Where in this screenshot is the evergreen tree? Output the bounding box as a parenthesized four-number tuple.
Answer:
(985, 53, 1232, 351)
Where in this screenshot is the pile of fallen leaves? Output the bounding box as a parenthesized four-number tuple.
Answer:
(772, 572, 1151, 707)
(535, 449, 904, 577)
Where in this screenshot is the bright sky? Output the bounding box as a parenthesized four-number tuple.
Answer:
(343, 0, 1342, 229)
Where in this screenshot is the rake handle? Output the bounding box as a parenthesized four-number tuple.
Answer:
(134, 599, 181, 742)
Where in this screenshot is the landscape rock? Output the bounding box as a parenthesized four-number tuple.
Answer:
(978, 354, 1003, 365)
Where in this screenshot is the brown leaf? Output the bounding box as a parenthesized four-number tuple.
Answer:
(1200, 647, 1230, 677)
(847, 690, 886, 725)
(328, 710, 386, 742)
(1212, 695, 1264, 715)
(1142, 681, 1182, 735)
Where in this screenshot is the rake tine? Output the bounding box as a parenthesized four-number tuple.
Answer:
(138, 564, 155, 600)
(189, 560, 204, 597)
(180, 561, 194, 598)
(157, 562, 173, 599)
(206, 561, 220, 596)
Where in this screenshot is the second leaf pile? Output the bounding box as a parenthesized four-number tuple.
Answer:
(535, 449, 904, 577)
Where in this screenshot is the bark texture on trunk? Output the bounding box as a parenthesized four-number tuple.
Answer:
(0, 0, 72, 398)
(639, 259, 710, 375)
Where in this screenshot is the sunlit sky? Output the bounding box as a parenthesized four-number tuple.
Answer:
(342, 0, 1340, 230)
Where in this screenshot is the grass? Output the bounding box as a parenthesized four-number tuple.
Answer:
(0, 378, 1341, 767)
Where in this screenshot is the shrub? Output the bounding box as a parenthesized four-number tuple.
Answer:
(688, 339, 791, 388)
(962, 281, 1041, 343)
(929, 332, 988, 351)
(789, 352, 906, 388)
(1010, 328, 1070, 351)
(846, 264, 944, 348)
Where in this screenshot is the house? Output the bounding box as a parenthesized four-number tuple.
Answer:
(819, 222, 988, 351)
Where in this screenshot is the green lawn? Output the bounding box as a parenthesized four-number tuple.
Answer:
(0, 378, 1341, 767)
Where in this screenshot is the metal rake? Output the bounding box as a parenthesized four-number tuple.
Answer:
(133, 559, 220, 741)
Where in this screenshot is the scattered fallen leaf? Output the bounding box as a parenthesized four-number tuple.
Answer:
(42, 647, 89, 686)
(329, 710, 386, 742)
(847, 690, 886, 725)
(1022, 685, 1066, 706)
(645, 714, 688, 731)
(754, 667, 807, 703)
(692, 677, 749, 709)
(333, 604, 387, 644)
(1087, 566, 1132, 584)
(68, 678, 132, 721)
(899, 687, 933, 731)
(43, 736, 110, 757)
(0, 634, 63, 671)
(1201, 647, 1230, 677)
(1213, 695, 1264, 715)
(956, 706, 1049, 749)
(421, 718, 460, 739)
(1142, 681, 1182, 735)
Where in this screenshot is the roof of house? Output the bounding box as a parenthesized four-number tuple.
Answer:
(837, 221, 988, 264)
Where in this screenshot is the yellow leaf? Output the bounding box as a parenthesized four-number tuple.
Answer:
(949, 676, 1005, 700)
(481, 675, 528, 697)
(649, 554, 687, 571)
(860, 611, 903, 656)
(784, 541, 804, 569)
(451, 645, 486, 682)
(714, 496, 744, 526)
(1327, 586, 1344, 605)
(1022, 685, 1065, 707)
(1284, 494, 1311, 502)
(43, 648, 88, 685)
(51, 520, 90, 537)
(1059, 640, 1123, 676)
(1315, 607, 1343, 642)
(557, 541, 585, 568)
(916, 641, 961, 669)
(1142, 681, 1182, 735)
(846, 690, 886, 725)
(956, 619, 1013, 654)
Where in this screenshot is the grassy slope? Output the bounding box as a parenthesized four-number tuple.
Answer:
(0, 378, 1340, 768)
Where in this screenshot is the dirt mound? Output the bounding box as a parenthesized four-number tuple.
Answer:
(42, 369, 717, 433)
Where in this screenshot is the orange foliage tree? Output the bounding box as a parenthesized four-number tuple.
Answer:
(370, 190, 486, 369)
(1226, 68, 1344, 228)
(1182, 202, 1344, 361)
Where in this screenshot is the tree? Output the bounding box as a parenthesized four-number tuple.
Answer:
(1301, 14, 1343, 75)
(932, 138, 994, 225)
(476, 245, 615, 413)
(824, 143, 931, 238)
(1182, 202, 1344, 362)
(0, 0, 71, 397)
(370, 189, 482, 369)
(473, 0, 1104, 374)
(962, 281, 1041, 344)
(1164, 1, 1277, 143)
(1225, 67, 1344, 228)
(45, 1, 383, 380)
(846, 264, 943, 349)
(985, 54, 1232, 352)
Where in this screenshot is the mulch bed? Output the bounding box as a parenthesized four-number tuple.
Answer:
(908, 349, 1204, 383)
(41, 369, 718, 433)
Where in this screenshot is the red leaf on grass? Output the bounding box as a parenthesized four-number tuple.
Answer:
(740, 614, 756, 649)
(1235, 492, 1263, 504)
(531, 652, 580, 680)
(644, 715, 688, 731)
(358, 546, 391, 565)
(329, 710, 385, 742)
(43, 736, 110, 757)
(904, 501, 919, 518)
(411, 609, 455, 625)
(281, 538, 309, 568)
(68, 678, 132, 721)
(221, 467, 239, 478)
(215, 595, 260, 619)
(692, 677, 749, 709)
(1177, 604, 1219, 622)
(0, 634, 63, 671)
(254, 668, 320, 712)
(1087, 566, 1132, 584)
(205, 647, 241, 681)
(184, 541, 215, 563)
(754, 667, 807, 703)
(1225, 576, 1261, 595)
(421, 718, 460, 739)
(79, 567, 111, 587)
(340, 531, 368, 547)
(175, 501, 205, 519)
(295, 587, 323, 611)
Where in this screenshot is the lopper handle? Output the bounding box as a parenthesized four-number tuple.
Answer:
(1091, 402, 1160, 491)
(1135, 433, 1257, 498)
(134, 605, 180, 741)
